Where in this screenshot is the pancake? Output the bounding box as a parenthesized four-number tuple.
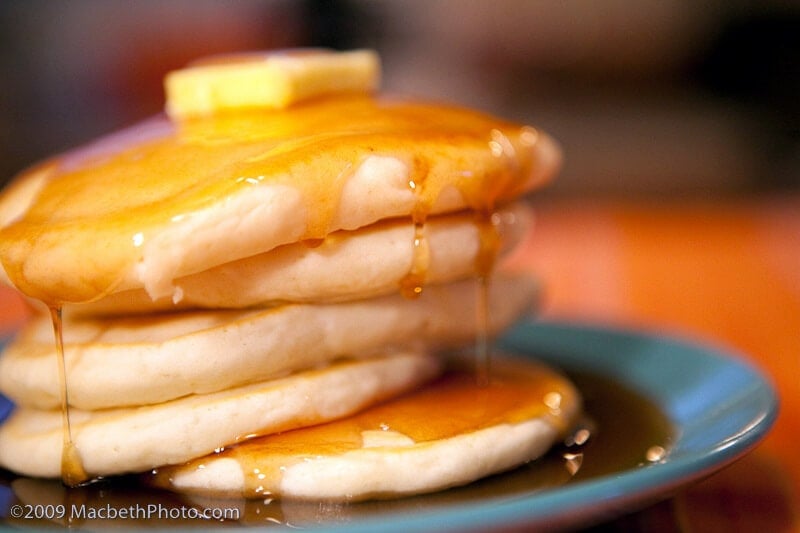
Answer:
(0, 98, 560, 306)
(149, 357, 580, 501)
(0, 50, 574, 502)
(0, 275, 536, 410)
(63, 201, 530, 316)
(0, 351, 440, 478)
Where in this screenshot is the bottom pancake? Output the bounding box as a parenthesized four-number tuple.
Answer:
(149, 357, 580, 502)
(0, 351, 440, 479)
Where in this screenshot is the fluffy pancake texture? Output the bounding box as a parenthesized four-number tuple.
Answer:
(0, 51, 572, 502)
(64, 202, 531, 316)
(0, 275, 536, 410)
(0, 97, 560, 305)
(149, 358, 580, 501)
(0, 351, 441, 478)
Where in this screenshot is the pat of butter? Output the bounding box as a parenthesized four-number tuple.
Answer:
(165, 49, 380, 120)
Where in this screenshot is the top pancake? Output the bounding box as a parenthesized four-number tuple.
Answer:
(0, 96, 560, 305)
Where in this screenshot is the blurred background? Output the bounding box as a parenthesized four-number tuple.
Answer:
(0, 0, 798, 196)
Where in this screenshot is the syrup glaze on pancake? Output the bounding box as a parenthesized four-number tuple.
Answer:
(57, 202, 530, 316)
(0, 74, 562, 494)
(150, 358, 580, 500)
(4, 367, 673, 528)
(0, 96, 555, 306)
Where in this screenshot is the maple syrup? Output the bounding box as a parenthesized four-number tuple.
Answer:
(0, 94, 557, 501)
(48, 306, 88, 486)
(148, 358, 579, 499)
(0, 367, 674, 527)
(473, 210, 503, 385)
(398, 221, 430, 299)
(0, 96, 553, 305)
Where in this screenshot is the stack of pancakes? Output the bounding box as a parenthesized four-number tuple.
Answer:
(0, 52, 578, 501)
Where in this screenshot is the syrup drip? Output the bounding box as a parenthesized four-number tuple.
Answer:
(398, 167, 431, 299)
(398, 221, 429, 299)
(474, 276, 491, 386)
(473, 210, 503, 386)
(559, 417, 595, 477)
(49, 306, 88, 486)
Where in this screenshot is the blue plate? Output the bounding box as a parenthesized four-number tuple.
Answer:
(0, 321, 778, 531)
